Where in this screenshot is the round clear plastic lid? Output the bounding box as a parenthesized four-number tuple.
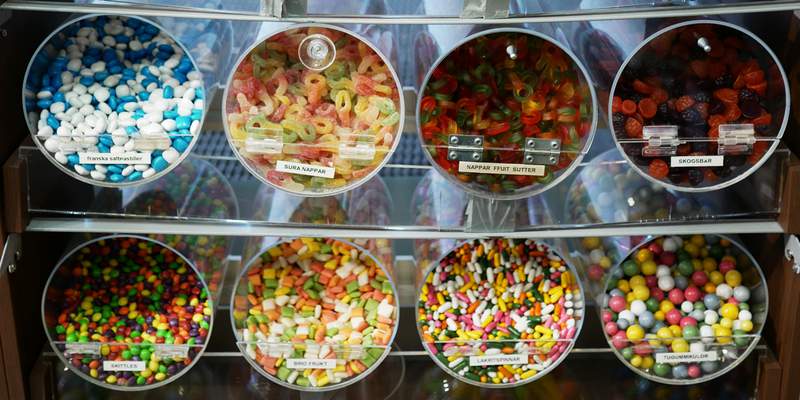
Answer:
(600, 234, 767, 384)
(416, 238, 585, 387)
(610, 20, 788, 192)
(417, 28, 597, 200)
(230, 237, 399, 391)
(223, 24, 404, 197)
(122, 158, 239, 302)
(42, 235, 213, 390)
(23, 15, 206, 188)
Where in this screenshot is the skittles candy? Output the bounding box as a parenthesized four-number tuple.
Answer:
(42, 235, 213, 390)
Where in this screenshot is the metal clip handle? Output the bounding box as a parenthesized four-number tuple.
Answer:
(642, 125, 681, 157)
(523, 138, 561, 166)
(447, 134, 484, 162)
(718, 124, 755, 155)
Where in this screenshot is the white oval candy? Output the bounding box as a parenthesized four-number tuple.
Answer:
(162, 147, 180, 164)
(90, 170, 106, 180)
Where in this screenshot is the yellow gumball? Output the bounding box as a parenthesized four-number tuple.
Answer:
(671, 338, 689, 353)
(725, 270, 742, 287)
(720, 303, 739, 320)
(690, 235, 705, 247)
(629, 275, 646, 288)
(716, 327, 733, 344)
(641, 356, 655, 369)
(654, 310, 665, 321)
(626, 325, 645, 342)
(626, 292, 636, 303)
(656, 327, 673, 344)
(635, 249, 653, 263)
(600, 256, 612, 269)
(692, 259, 702, 271)
(641, 260, 658, 276)
(633, 285, 650, 301)
(709, 271, 724, 285)
(741, 320, 754, 332)
(631, 355, 643, 368)
(617, 279, 631, 293)
(669, 325, 683, 337)
(659, 301, 675, 313)
(720, 318, 733, 329)
(582, 237, 601, 250)
(702, 258, 717, 272)
(684, 243, 700, 257)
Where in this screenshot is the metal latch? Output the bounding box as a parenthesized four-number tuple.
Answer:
(718, 124, 755, 155)
(338, 133, 376, 161)
(785, 235, 800, 274)
(642, 125, 681, 157)
(1, 233, 21, 275)
(447, 134, 484, 162)
(523, 138, 560, 165)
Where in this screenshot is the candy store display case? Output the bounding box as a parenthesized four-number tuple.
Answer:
(3, 1, 800, 400)
(41, 234, 214, 390)
(23, 14, 207, 188)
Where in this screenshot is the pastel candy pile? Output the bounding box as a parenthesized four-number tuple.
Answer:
(44, 236, 212, 388)
(417, 238, 583, 386)
(28, 15, 204, 184)
(603, 235, 759, 381)
(232, 238, 397, 389)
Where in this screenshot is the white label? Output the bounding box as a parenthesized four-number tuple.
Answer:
(670, 155, 724, 167)
(286, 358, 337, 369)
(469, 353, 528, 367)
(65, 342, 100, 355)
(276, 161, 335, 179)
(155, 344, 189, 359)
(458, 161, 545, 176)
(78, 152, 151, 165)
(655, 351, 718, 364)
(103, 361, 147, 371)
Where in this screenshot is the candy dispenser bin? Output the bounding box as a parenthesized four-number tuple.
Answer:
(415, 237, 585, 387)
(230, 237, 399, 391)
(23, 14, 206, 188)
(41, 235, 214, 390)
(599, 234, 767, 384)
(609, 20, 789, 192)
(415, 27, 597, 200)
(222, 23, 404, 197)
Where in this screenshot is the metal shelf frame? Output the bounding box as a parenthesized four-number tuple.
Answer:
(3, 0, 800, 24)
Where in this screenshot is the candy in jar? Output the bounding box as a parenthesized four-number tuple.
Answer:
(24, 15, 205, 187)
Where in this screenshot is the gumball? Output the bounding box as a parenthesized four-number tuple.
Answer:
(680, 301, 694, 314)
(656, 265, 671, 278)
(635, 248, 653, 263)
(629, 275, 646, 288)
(720, 303, 739, 320)
(645, 275, 658, 288)
(613, 331, 630, 349)
(687, 364, 702, 378)
(671, 338, 690, 353)
(634, 342, 652, 356)
(716, 284, 733, 300)
(709, 271, 724, 285)
(668, 288, 685, 305)
(689, 342, 705, 354)
(684, 286, 702, 303)
(677, 260, 694, 277)
(619, 310, 636, 323)
(641, 260, 658, 276)
(704, 310, 719, 325)
(693, 301, 706, 311)
(589, 247, 604, 262)
(674, 275, 689, 290)
(733, 286, 750, 302)
(631, 300, 647, 316)
(700, 325, 715, 343)
(679, 317, 697, 328)
(739, 309, 752, 321)
(703, 294, 721, 310)
(702, 258, 717, 273)
(660, 252, 677, 267)
(609, 295, 627, 313)
(622, 260, 640, 277)
(658, 276, 675, 291)
(691, 271, 709, 287)
(666, 309, 682, 325)
(718, 259, 736, 275)
(701, 361, 719, 373)
(621, 345, 635, 359)
(672, 364, 689, 379)
(588, 264, 604, 281)
(632, 285, 650, 302)
(662, 238, 678, 252)
(689, 309, 705, 322)
(605, 322, 620, 335)
(646, 297, 660, 312)
(617, 318, 631, 330)
(740, 320, 754, 333)
(648, 242, 663, 255)
(639, 311, 656, 329)
(725, 270, 742, 287)
(653, 363, 672, 377)
(609, 288, 625, 298)
(602, 310, 614, 323)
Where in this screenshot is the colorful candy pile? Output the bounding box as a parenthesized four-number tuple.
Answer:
(43, 236, 212, 388)
(418, 30, 594, 198)
(225, 26, 402, 195)
(603, 235, 762, 382)
(417, 238, 583, 386)
(28, 15, 204, 185)
(612, 22, 785, 189)
(232, 238, 397, 389)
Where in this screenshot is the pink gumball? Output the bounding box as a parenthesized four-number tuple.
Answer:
(679, 317, 697, 327)
(659, 251, 676, 266)
(651, 289, 665, 301)
(648, 243, 663, 255)
(728, 297, 739, 305)
(645, 275, 658, 288)
(605, 322, 619, 335)
(612, 331, 628, 349)
(588, 264, 604, 281)
(684, 286, 702, 303)
(687, 364, 702, 378)
(602, 310, 614, 323)
(634, 343, 652, 355)
(719, 260, 736, 275)
(666, 309, 683, 325)
(668, 288, 685, 305)
(609, 295, 627, 313)
(691, 271, 708, 287)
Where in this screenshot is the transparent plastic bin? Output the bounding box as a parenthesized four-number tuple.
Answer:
(609, 20, 789, 192)
(23, 15, 207, 187)
(223, 23, 404, 197)
(416, 27, 597, 200)
(230, 237, 399, 391)
(599, 234, 767, 384)
(41, 235, 214, 390)
(415, 238, 585, 387)
(120, 157, 239, 301)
